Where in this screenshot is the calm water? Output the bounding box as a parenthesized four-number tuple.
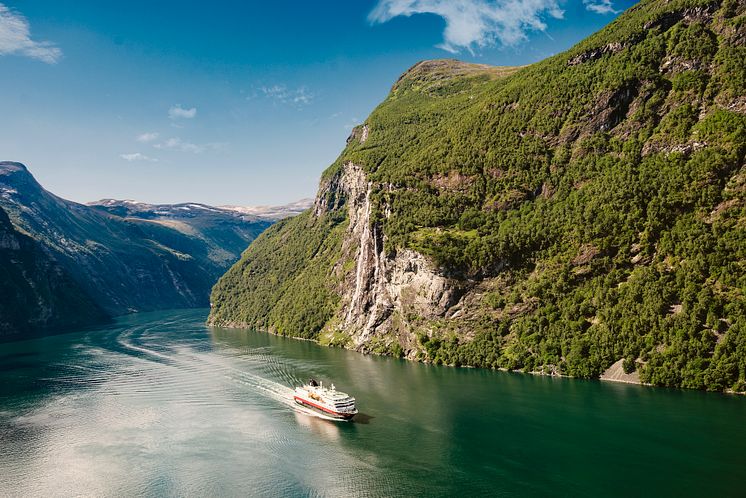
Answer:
(1, 309, 744, 497)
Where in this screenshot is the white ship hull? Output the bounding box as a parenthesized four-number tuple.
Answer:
(294, 380, 357, 420)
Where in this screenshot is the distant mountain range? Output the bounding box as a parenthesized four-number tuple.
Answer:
(0, 161, 301, 340)
(90, 198, 313, 222)
(219, 199, 314, 221)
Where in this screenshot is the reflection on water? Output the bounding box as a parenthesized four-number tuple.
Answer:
(0, 309, 745, 497)
(294, 410, 341, 441)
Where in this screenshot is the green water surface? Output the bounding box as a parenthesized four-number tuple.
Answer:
(1, 309, 744, 497)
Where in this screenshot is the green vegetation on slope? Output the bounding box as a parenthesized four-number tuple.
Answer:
(210, 0, 746, 392)
(0, 207, 108, 339)
(209, 210, 348, 338)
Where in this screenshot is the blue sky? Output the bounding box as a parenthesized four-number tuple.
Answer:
(0, 0, 637, 205)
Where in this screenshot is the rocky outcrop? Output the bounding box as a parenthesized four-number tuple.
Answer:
(601, 359, 642, 385)
(318, 162, 463, 352)
(587, 81, 640, 133)
(346, 124, 369, 145)
(643, 2, 718, 31)
(567, 41, 629, 66)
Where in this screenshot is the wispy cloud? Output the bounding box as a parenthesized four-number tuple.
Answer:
(120, 152, 157, 162)
(136, 132, 159, 143)
(153, 137, 203, 153)
(344, 117, 361, 130)
(368, 0, 564, 53)
(168, 105, 197, 120)
(583, 0, 617, 14)
(152, 137, 224, 154)
(0, 3, 62, 63)
(259, 85, 315, 107)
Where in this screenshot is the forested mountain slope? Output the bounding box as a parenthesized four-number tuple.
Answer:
(209, 0, 746, 392)
(0, 205, 108, 339)
(0, 161, 270, 338)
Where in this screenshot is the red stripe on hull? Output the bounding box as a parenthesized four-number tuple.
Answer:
(294, 396, 356, 420)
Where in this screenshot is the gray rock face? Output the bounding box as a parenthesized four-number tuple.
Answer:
(346, 124, 370, 145)
(319, 162, 461, 352)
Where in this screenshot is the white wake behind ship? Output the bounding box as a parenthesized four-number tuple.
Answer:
(294, 379, 358, 420)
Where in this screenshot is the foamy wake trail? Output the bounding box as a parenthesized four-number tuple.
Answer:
(115, 325, 175, 363)
(107, 324, 344, 422)
(207, 356, 344, 421)
(166, 345, 344, 422)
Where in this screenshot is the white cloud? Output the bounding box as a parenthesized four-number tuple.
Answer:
(0, 3, 62, 63)
(168, 105, 197, 119)
(260, 85, 314, 107)
(583, 0, 617, 14)
(120, 153, 157, 162)
(368, 0, 564, 53)
(136, 132, 159, 143)
(152, 137, 224, 154)
(153, 137, 203, 153)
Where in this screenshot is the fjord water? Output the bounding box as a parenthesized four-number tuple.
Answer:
(1, 310, 744, 497)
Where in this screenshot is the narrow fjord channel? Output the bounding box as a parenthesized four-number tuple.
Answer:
(1, 309, 744, 497)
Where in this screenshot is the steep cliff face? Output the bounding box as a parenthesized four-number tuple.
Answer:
(0, 206, 108, 340)
(210, 0, 746, 392)
(317, 162, 463, 354)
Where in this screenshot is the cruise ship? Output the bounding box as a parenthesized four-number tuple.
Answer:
(294, 379, 358, 420)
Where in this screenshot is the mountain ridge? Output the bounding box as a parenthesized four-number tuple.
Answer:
(88, 198, 313, 222)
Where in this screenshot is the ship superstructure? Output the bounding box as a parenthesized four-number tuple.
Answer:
(294, 379, 357, 420)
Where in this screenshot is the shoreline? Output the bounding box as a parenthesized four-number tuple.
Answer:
(208, 321, 746, 396)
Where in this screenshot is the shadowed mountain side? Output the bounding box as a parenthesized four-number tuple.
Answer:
(0, 161, 274, 338)
(0, 205, 108, 340)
